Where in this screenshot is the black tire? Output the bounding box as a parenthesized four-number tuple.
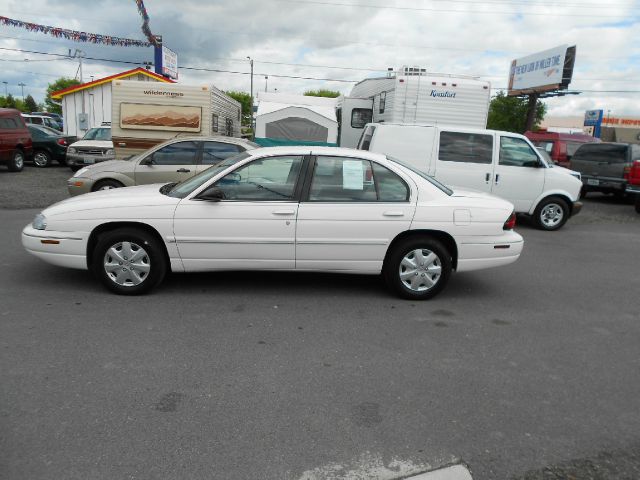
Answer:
(58, 156, 70, 167)
(32, 149, 52, 168)
(92, 179, 124, 192)
(579, 186, 587, 199)
(533, 196, 570, 231)
(384, 236, 452, 300)
(7, 149, 25, 172)
(70, 165, 82, 172)
(635, 196, 640, 214)
(91, 228, 167, 295)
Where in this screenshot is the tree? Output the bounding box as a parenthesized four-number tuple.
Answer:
(225, 90, 252, 127)
(3, 93, 17, 109)
(487, 91, 546, 133)
(45, 77, 81, 115)
(303, 89, 341, 98)
(24, 94, 38, 113)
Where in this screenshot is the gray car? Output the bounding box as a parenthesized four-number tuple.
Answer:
(571, 142, 640, 196)
(67, 136, 258, 196)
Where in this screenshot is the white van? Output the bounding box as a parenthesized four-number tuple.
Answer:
(359, 123, 583, 230)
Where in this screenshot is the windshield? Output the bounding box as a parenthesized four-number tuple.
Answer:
(387, 155, 453, 195)
(166, 151, 251, 198)
(82, 128, 111, 141)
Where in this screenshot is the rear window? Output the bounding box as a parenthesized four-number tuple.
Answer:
(351, 108, 373, 129)
(573, 144, 627, 163)
(358, 125, 376, 151)
(533, 141, 554, 153)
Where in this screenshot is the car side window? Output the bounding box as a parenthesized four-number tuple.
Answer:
(438, 131, 493, 164)
(309, 156, 377, 202)
(214, 156, 303, 201)
(202, 142, 242, 165)
(372, 162, 410, 201)
(499, 137, 540, 167)
(150, 141, 200, 165)
(30, 128, 44, 139)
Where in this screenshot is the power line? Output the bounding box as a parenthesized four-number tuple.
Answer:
(277, 0, 638, 17)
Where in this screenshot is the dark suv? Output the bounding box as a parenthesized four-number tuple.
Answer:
(571, 142, 640, 196)
(0, 108, 33, 172)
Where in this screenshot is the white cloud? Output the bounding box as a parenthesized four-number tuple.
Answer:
(1, 0, 639, 118)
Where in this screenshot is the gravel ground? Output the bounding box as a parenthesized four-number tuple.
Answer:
(0, 163, 72, 209)
(2, 164, 638, 225)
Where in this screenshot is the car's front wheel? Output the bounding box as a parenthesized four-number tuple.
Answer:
(33, 150, 52, 168)
(92, 179, 124, 191)
(384, 236, 452, 300)
(92, 228, 167, 295)
(7, 149, 25, 172)
(533, 196, 569, 231)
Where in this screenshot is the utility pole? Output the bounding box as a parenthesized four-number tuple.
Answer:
(246, 56, 254, 129)
(69, 49, 87, 124)
(18, 82, 26, 100)
(264, 75, 268, 92)
(2, 81, 7, 96)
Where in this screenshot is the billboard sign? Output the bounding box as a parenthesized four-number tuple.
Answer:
(154, 43, 178, 80)
(508, 45, 575, 96)
(584, 109, 603, 127)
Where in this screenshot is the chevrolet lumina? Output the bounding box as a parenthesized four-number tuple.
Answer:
(22, 147, 524, 299)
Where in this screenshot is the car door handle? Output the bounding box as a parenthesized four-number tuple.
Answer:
(176, 168, 191, 173)
(485, 172, 491, 183)
(272, 210, 295, 215)
(383, 211, 404, 217)
(495, 174, 500, 185)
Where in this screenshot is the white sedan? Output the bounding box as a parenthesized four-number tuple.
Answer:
(22, 147, 524, 300)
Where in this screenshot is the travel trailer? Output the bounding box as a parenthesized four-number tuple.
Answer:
(111, 80, 241, 159)
(254, 92, 339, 146)
(338, 67, 492, 148)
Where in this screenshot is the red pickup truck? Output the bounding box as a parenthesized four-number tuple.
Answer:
(627, 159, 640, 213)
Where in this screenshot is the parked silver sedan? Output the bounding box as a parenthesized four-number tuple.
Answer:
(68, 136, 258, 196)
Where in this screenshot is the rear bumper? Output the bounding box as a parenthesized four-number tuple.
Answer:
(456, 231, 524, 272)
(626, 184, 640, 195)
(582, 175, 626, 192)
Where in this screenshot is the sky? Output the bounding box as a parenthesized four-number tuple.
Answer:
(1, 0, 640, 118)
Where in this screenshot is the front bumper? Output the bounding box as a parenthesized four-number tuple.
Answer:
(22, 224, 88, 270)
(66, 152, 115, 167)
(67, 176, 95, 196)
(571, 201, 583, 216)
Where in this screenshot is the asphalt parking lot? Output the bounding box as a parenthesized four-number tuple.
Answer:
(1, 164, 639, 480)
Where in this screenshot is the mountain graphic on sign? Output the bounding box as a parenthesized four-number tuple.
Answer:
(122, 110, 200, 128)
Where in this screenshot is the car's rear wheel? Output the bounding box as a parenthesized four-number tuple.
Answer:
(92, 228, 167, 295)
(33, 150, 52, 168)
(384, 236, 452, 300)
(7, 149, 25, 172)
(93, 179, 124, 191)
(635, 196, 640, 214)
(534, 196, 569, 231)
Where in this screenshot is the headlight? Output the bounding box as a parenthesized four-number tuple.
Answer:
(74, 167, 89, 177)
(32, 213, 47, 230)
(105, 149, 114, 156)
(68, 147, 76, 154)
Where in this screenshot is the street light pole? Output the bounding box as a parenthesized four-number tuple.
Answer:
(2, 81, 7, 97)
(18, 82, 26, 100)
(246, 56, 253, 128)
(264, 75, 268, 92)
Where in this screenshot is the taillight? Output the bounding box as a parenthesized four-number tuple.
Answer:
(629, 160, 640, 184)
(57, 138, 67, 146)
(503, 212, 516, 230)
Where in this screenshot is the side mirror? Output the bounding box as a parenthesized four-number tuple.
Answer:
(196, 186, 226, 202)
(218, 172, 241, 184)
(139, 156, 154, 166)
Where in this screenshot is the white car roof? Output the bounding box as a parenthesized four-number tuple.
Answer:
(247, 146, 388, 161)
(367, 122, 527, 138)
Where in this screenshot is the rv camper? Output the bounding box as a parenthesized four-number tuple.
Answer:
(254, 92, 339, 147)
(338, 67, 491, 148)
(111, 80, 241, 159)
